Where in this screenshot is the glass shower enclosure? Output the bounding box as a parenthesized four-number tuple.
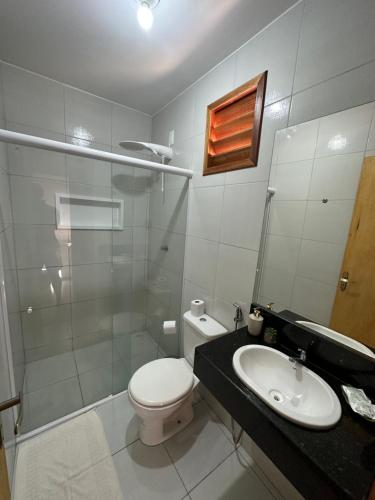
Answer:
(0, 130, 191, 434)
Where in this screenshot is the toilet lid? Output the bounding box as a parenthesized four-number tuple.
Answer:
(129, 358, 194, 407)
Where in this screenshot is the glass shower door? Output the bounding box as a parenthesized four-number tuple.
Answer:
(3, 140, 189, 434)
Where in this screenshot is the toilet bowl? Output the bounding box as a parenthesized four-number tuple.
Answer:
(128, 311, 228, 446)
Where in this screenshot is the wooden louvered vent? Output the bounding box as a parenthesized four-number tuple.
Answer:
(203, 71, 267, 175)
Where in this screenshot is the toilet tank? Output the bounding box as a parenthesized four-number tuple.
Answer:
(183, 311, 228, 366)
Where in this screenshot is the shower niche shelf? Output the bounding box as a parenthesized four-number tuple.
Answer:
(55, 193, 124, 230)
(203, 71, 267, 175)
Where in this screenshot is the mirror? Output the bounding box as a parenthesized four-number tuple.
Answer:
(255, 101, 375, 355)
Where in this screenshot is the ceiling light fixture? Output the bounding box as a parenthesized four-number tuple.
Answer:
(136, 0, 159, 31)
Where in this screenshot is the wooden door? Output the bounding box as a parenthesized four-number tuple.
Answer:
(330, 156, 375, 347)
(0, 427, 10, 500)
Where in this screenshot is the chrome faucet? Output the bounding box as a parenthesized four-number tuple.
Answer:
(233, 303, 243, 331)
(289, 348, 306, 369)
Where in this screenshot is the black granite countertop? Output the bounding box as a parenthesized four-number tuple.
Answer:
(194, 327, 375, 500)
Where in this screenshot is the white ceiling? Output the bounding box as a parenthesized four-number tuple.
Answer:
(0, 0, 296, 114)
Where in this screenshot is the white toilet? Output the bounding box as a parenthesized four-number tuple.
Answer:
(128, 310, 228, 446)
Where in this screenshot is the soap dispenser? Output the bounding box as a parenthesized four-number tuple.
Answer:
(247, 308, 263, 336)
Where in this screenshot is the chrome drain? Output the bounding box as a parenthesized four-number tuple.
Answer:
(269, 390, 284, 403)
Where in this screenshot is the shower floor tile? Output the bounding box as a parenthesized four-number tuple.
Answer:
(24, 351, 77, 393)
(74, 339, 113, 374)
(22, 377, 83, 432)
(21, 330, 160, 433)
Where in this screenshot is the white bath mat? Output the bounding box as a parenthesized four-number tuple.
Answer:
(13, 410, 123, 500)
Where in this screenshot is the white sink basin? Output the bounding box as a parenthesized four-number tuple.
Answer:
(296, 321, 375, 359)
(233, 345, 341, 429)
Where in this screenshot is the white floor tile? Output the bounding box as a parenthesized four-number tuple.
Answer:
(24, 351, 77, 393)
(164, 400, 234, 492)
(113, 439, 187, 500)
(189, 450, 275, 500)
(95, 392, 139, 454)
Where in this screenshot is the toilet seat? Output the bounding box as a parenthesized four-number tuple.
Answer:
(129, 358, 194, 408)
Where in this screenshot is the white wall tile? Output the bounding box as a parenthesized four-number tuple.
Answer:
(294, 0, 375, 93)
(175, 86, 195, 142)
(22, 304, 72, 350)
(308, 153, 363, 200)
(14, 225, 70, 268)
(190, 134, 225, 188)
(289, 60, 375, 126)
(268, 200, 306, 238)
(259, 266, 294, 308)
(182, 279, 212, 316)
(67, 156, 111, 187)
(18, 266, 71, 309)
(3, 269, 20, 313)
(72, 296, 113, 338)
(111, 104, 151, 147)
(315, 103, 373, 157)
(71, 263, 113, 302)
(270, 160, 313, 201)
(276, 120, 319, 164)
(0, 227, 16, 270)
(263, 234, 300, 274)
(225, 98, 291, 185)
(149, 229, 185, 275)
(212, 297, 248, 331)
(4, 120, 66, 142)
(11, 175, 66, 225)
(302, 200, 354, 244)
(184, 236, 218, 293)
(297, 239, 345, 286)
(2, 64, 65, 133)
(151, 99, 178, 147)
(235, 3, 303, 105)
(188, 186, 224, 241)
(65, 87, 111, 146)
(113, 227, 133, 263)
(193, 56, 236, 136)
(149, 188, 188, 235)
(291, 276, 337, 325)
(70, 230, 112, 265)
(132, 261, 146, 291)
(215, 244, 258, 303)
(133, 191, 149, 227)
(220, 182, 267, 250)
(0, 168, 12, 231)
(7, 145, 66, 181)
